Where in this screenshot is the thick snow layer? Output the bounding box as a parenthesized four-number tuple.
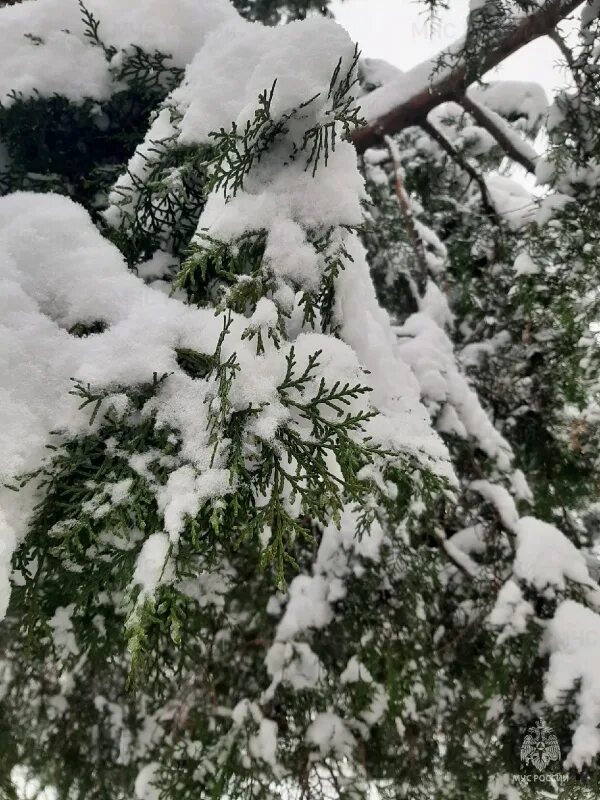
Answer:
(358, 41, 463, 124)
(396, 297, 512, 470)
(132, 533, 172, 597)
(514, 517, 594, 592)
(513, 252, 539, 276)
(469, 81, 548, 133)
(174, 16, 356, 143)
(545, 600, 600, 768)
(465, 92, 539, 165)
(0, 0, 236, 104)
(485, 175, 536, 229)
(305, 712, 356, 757)
(134, 762, 161, 800)
(470, 481, 518, 532)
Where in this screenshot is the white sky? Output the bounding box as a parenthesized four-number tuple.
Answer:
(330, 0, 575, 98)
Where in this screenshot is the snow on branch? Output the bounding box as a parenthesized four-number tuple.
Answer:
(352, 0, 584, 154)
(460, 93, 539, 174)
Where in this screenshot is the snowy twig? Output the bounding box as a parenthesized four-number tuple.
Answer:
(460, 93, 538, 174)
(547, 27, 586, 93)
(420, 118, 500, 225)
(352, 0, 584, 154)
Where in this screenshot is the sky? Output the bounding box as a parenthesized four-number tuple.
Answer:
(330, 0, 574, 99)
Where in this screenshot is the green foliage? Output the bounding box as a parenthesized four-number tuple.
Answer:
(3, 1, 600, 798)
(208, 48, 363, 200)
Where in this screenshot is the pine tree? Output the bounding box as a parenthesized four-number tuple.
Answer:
(1, 1, 600, 800)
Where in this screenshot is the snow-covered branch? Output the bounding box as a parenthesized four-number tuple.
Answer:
(352, 0, 584, 154)
(460, 93, 539, 174)
(420, 118, 500, 224)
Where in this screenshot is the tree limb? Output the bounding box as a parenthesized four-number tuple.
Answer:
(460, 93, 538, 174)
(384, 135, 429, 295)
(352, 0, 584, 154)
(420, 118, 501, 225)
(548, 27, 586, 91)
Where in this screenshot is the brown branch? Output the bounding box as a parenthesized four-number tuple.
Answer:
(460, 93, 538, 174)
(384, 135, 429, 295)
(352, 0, 584, 154)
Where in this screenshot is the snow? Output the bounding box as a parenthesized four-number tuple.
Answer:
(464, 92, 540, 167)
(358, 41, 463, 124)
(305, 712, 356, 758)
(110, 3, 451, 480)
(510, 469, 533, 503)
(340, 656, 373, 684)
(449, 524, 486, 556)
(134, 762, 161, 800)
(484, 175, 536, 229)
(132, 532, 172, 597)
(396, 303, 512, 470)
(0, 184, 447, 620)
(155, 465, 230, 543)
(264, 641, 326, 694)
(275, 575, 333, 641)
(248, 719, 279, 767)
(360, 57, 403, 90)
(469, 81, 548, 133)
(264, 508, 386, 701)
(48, 604, 79, 658)
(488, 580, 534, 642)
(544, 600, 600, 768)
(0, 507, 16, 621)
(513, 517, 594, 593)
(0, 0, 236, 105)
(336, 242, 451, 474)
(470, 481, 519, 532)
(513, 252, 539, 277)
(104, 107, 178, 230)
(174, 16, 356, 142)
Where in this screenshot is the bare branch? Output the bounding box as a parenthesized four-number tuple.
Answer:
(384, 135, 429, 295)
(352, 0, 584, 154)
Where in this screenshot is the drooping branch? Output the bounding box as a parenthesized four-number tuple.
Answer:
(352, 0, 584, 154)
(420, 118, 500, 225)
(460, 93, 538, 174)
(548, 27, 586, 92)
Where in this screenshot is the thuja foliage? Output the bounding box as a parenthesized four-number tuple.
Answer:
(2, 1, 600, 800)
(231, 0, 334, 24)
(358, 6, 600, 794)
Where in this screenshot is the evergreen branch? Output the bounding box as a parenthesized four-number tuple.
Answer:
(78, 0, 117, 60)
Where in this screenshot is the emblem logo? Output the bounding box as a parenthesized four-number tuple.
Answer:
(520, 720, 561, 771)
